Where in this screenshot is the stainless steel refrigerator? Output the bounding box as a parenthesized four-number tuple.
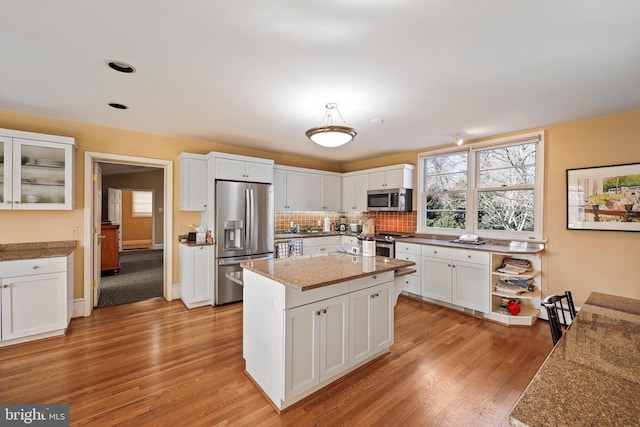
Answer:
(215, 180, 274, 305)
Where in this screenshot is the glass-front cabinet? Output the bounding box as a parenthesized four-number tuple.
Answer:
(0, 129, 76, 211)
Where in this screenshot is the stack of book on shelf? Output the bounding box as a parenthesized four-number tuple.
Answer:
(496, 256, 532, 275)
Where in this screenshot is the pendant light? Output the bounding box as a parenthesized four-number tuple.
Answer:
(306, 103, 357, 147)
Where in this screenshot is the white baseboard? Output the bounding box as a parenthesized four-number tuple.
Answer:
(73, 299, 85, 317)
(172, 283, 181, 299)
(153, 243, 164, 250)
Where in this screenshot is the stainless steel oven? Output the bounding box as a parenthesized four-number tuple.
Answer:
(376, 240, 394, 258)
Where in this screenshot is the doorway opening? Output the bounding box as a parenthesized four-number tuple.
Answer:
(83, 152, 173, 317)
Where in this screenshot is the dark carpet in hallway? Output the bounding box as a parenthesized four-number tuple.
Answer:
(97, 249, 163, 308)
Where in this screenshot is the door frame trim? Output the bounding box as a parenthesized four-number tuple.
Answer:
(83, 151, 173, 316)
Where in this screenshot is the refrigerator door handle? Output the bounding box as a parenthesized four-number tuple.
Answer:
(245, 188, 251, 252)
(249, 188, 255, 252)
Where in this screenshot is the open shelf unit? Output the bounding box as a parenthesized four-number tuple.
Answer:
(486, 253, 542, 326)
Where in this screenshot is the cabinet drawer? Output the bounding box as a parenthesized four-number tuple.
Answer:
(285, 281, 350, 309)
(0, 256, 67, 278)
(341, 236, 359, 245)
(395, 252, 421, 268)
(303, 236, 340, 248)
(349, 271, 394, 293)
(449, 248, 489, 265)
(395, 242, 421, 256)
(421, 245, 456, 260)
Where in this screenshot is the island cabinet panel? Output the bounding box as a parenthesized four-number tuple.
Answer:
(284, 294, 349, 401)
(350, 281, 393, 366)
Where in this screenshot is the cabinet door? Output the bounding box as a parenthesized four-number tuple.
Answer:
(354, 174, 369, 211)
(285, 302, 320, 399)
(453, 262, 490, 313)
(349, 286, 374, 365)
(191, 246, 213, 302)
(1, 272, 67, 341)
(214, 157, 245, 181)
(307, 173, 324, 211)
(245, 161, 273, 183)
(323, 175, 342, 211)
(372, 282, 393, 353)
(273, 168, 288, 211)
(179, 157, 207, 210)
(341, 175, 356, 210)
(286, 171, 308, 211)
(383, 169, 405, 188)
(13, 138, 74, 210)
(422, 257, 452, 302)
(0, 136, 11, 210)
(368, 171, 387, 190)
(319, 294, 349, 381)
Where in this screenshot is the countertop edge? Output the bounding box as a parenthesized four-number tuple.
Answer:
(396, 237, 544, 254)
(0, 240, 77, 262)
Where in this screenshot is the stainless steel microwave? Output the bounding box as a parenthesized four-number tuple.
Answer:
(366, 188, 412, 212)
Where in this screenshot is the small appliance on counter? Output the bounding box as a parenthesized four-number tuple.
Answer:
(338, 215, 347, 232)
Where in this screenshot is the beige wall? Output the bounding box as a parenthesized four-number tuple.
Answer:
(120, 190, 152, 244)
(343, 109, 640, 306)
(1, 108, 638, 308)
(102, 169, 164, 245)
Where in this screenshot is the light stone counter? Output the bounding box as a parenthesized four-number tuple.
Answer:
(241, 253, 415, 291)
(509, 292, 640, 426)
(396, 236, 544, 254)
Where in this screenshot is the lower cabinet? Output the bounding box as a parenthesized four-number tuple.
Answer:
(179, 244, 213, 308)
(285, 294, 349, 400)
(302, 236, 340, 256)
(349, 282, 393, 366)
(421, 246, 490, 313)
(0, 254, 73, 346)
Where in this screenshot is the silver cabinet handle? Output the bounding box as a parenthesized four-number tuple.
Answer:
(322, 309, 327, 314)
(2, 284, 9, 288)
(316, 310, 321, 316)
(370, 294, 375, 299)
(32, 265, 41, 269)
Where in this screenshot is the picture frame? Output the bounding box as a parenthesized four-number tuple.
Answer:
(566, 162, 640, 231)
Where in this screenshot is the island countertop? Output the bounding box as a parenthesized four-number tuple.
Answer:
(509, 292, 640, 426)
(241, 253, 415, 291)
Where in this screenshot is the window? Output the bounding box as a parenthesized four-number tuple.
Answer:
(419, 131, 544, 240)
(132, 190, 153, 217)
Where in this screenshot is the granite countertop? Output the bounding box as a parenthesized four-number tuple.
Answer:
(241, 253, 415, 291)
(274, 231, 360, 241)
(397, 237, 545, 254)
(0, 240, 77, 262)
(509, 292, 640, 426)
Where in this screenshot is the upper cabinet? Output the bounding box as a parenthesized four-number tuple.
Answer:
(368, 164, 414, 190)
(0, 128, 76, 211)
(178, 153, 208, 211)
(213, 153, 273, 184)
(274, 165, 341, 212)
(342, 173, 369, 211)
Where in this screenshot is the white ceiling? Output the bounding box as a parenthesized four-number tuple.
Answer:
(1, 1, 639, 162)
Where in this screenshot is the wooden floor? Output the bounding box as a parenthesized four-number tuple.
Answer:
(0, 296, 553, 426)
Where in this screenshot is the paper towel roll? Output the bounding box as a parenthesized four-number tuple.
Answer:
(324, 217, 331, 232)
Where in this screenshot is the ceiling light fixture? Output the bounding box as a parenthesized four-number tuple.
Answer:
(306, 103, 357, 148)
(451, 132, 464, 145)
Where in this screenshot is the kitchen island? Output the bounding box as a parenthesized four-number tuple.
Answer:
(241, 253, 415, 411)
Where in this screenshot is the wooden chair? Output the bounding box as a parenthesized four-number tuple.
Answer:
(542, 291, 577, 346)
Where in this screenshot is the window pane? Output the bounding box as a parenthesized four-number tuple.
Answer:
(425, 193, 466, 229)
(427, 171, 467, 191)
(478, 143, 536, 187)
(478, 165, 536, 187)
(477, 190, 534, 231)
(132, 190, 153, 217)
(426, 153, 467, 175)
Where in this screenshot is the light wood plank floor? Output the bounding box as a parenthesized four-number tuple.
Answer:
(0, 296, 552, 426)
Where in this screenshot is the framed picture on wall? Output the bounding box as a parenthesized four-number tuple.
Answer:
(566, 162, 640, 231)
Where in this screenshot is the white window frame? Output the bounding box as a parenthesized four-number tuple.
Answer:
(418, 131, 545, 241)
(131, 190, 153, 218)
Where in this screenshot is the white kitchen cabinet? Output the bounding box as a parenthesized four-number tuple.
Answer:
(0, 254, 74, 347)
(349, 281, 393, 366)
(179, 244, 213, 308)
(421, 245, 490, 313)
(178, 153, 208, 211)
(0, 128, 76, 211)
(303, 236, 340, 256)
(213, 153, 273, 183)
(284, 294, 349, 400)
(274, 166, 342, 212)
(367, 164, 413, 190)
(341, 173, 369, 211)
(395, 242, 422, 295)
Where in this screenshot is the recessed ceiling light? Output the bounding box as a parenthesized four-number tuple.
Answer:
(108, 103, 128, 110)
(107, 60, 136, 74)
(370, 118, 384, 125)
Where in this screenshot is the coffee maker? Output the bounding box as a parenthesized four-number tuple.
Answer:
(338, 215, 347, 232)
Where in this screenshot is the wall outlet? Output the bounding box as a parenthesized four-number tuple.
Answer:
(70, 226, 78, 237)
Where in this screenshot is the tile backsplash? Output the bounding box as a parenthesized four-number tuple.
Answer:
(275, 211, 417, 234)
